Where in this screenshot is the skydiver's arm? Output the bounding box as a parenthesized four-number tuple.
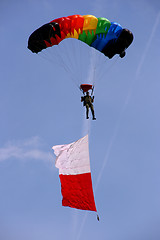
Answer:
(91, 96, 94, 102)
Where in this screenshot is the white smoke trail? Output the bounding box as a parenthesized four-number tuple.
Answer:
(81, 113, 91, 137)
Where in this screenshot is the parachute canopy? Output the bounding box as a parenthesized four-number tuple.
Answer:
(28, 14, 133, 58)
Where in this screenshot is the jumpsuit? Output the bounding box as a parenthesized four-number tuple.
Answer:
(82, 95, 96, 120)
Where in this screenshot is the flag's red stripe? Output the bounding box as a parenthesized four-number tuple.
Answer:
(59, 173, 96, 211)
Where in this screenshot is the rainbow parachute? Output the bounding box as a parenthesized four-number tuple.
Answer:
(28, 14, 133, 58)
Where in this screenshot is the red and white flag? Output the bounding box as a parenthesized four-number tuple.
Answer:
(52, 135, 97, 212)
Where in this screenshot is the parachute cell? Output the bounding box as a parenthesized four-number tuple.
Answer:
(28, 14, 133, 58)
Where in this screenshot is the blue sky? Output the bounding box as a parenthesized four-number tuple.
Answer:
(1, 0, 160, 239)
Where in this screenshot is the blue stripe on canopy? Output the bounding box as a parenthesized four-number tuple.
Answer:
(91, 22, 122, 52)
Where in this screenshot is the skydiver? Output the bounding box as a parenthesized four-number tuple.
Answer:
(81, 91, 96, 120)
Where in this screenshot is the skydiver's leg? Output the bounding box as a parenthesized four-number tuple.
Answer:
(86, 104, 89, 119)
(90, 104, 96, 120)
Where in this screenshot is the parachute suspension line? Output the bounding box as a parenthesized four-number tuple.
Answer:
(97, 55, 119, 85)
(70, 39, 91, 87)
(92, 56, 107, 88)
(92, 66, 96, 90)
(42, 42, 80, 91)
(55, 40, 84, 89)
(58, 40, 79, 86)
(29, 41, 76, 82)
(88, 48, 104, 90)
(69, 39, 80, 85)
(31, 38, 80, 90)
(91, 55, 119, 92)
(29, 41, 57, 64)
(29, 40, 70, 72)
(81, 109, 91, 138)
(48, 44, 75, 78)
(38, 51, 57, 65)
(73, 39, 84, 86)
(77, 39, 84, 85)
(40, 48, 80, 90)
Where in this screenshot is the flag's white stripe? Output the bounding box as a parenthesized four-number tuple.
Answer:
(52, 135, 91, 175)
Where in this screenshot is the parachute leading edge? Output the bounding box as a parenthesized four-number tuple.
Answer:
(28, 14, 133, 59)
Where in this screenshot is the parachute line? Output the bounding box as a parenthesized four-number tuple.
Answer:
(39, 46, 81, 90)
(94, 55, 119, 89)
